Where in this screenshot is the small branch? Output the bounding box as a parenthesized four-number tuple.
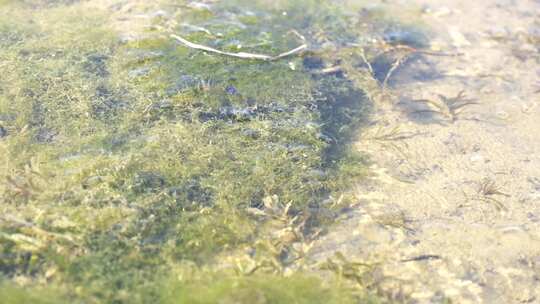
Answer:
(171, 34, 307, 61)
(400, 254, 441, 263)
(382, 53, 408, 89)
(311, 66, 342, 75)
(180, 23, 214, 36)
(391, 45, 464, 57)
(287, 29, 306, 43)
(359, 48, 374, 75)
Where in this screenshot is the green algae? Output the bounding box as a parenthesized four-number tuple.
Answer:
(162, 272, 381, 304)
(0, 282, 68, 304)
(0, 0, 429, 303)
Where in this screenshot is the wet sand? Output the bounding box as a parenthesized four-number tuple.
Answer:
(310, 0, 540, 303)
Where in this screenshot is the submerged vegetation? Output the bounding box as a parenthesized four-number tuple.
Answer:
(0, 0, 429, 302)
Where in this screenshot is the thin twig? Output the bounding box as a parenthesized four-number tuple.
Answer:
(386, 45, 464, 57)
(400, 254, 441, 263)
(287, 29, 306, 42)
(171, 34, 307, 61)
(382, 54, 408, 89)
(180, 23, 214, 36)
(311, 66, 343, 75)
(358, 48, 374, 75)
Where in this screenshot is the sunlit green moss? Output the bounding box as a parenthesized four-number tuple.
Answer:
(163, 272, 378, 304)
(0, 281, 69, 304)
(0, 271, 380, 304)
(0, 0, 430, 302)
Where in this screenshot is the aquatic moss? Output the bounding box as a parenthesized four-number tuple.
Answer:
(0, 272, 380, 304)
(0, 0, 430, 302)
(0, 281, 69, 304)
(162, 272, 379, 304)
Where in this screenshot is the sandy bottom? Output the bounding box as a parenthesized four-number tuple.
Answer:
(310, 0, 540, 303)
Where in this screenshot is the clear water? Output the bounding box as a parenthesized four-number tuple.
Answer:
(0, 0, 538, 303)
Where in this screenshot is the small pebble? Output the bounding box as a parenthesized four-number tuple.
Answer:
(470, 153, 484, 163)
(188, 2, 211, 10)
(449, 27, 471, 47)
(288, 61, 296, 70)
(0, 125, 7, 138)
(225, 85, 238, 95)
(496, 110, 510, 120)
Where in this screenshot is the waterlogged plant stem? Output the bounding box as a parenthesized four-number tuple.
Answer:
(171, 34, 307, 61)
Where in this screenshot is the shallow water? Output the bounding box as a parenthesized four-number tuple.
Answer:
(0, 0, 539, 303)
(310, 1, 540, 303)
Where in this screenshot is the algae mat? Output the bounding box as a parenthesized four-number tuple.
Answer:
(0, 0, 430, 303)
